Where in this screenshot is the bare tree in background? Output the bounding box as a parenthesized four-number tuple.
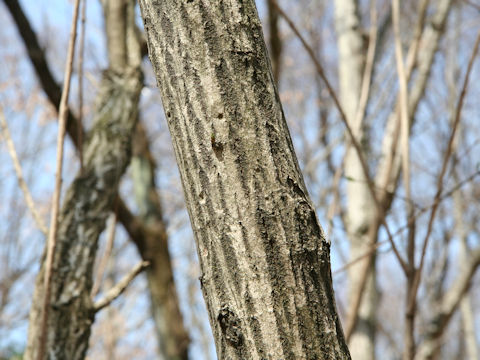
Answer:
(333, 1, 375, 358)
(24, 0, 143, 358)
(2, 0, 190, 358)
(271, 1, 480, 359)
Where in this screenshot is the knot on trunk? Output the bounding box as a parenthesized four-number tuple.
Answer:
(217, 305, 243, 348)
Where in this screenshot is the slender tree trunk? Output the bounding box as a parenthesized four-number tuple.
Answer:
(131, 123, 190, 359)
(24, 0, 142, 358)
(375, 0, 453, 200)
(333, 1, 376, 358)
(5, 0, 191, 357)
(449, 33, 478, 357)
(138, 1, 350, 359)
(453, 183, 479, 360)
(25, 67, 142, 359)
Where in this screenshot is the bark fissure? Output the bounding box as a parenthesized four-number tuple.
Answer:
(139, 0, 350, 359)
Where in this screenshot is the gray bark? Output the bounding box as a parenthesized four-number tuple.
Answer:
(138, 1, 350, 359)
(25, 0, 142, 357)
(3, 0, 191, 356)
(25, 68, 142, 360)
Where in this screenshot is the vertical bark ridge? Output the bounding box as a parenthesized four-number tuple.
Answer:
(139, 1, 350, 358)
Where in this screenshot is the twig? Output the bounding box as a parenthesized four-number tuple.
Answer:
(91, 213, 117, 298)
(392, 0, 412, 213)
(333, 169, 480, 275)
(353, 0, 378, 130)
(326, 158, 344, 239)
(409, 30, 480, 319)
(334, 240, 386, 275)
(38, 1, 82, 359)
(274, 0, 408, 273)
(392, 1, 417, 357)
(93, 261, 150, 312)
(77, 0, 87, 170)
(405, 0, 430, 79)
(0, 108, 48, 236)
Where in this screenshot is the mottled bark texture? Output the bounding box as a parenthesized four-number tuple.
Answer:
(139, 1, 350, 359)
(25, 0, 142, 357)
(25, 68, 142, 360)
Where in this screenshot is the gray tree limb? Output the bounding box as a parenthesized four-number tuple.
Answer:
(139, 1, 350, 358)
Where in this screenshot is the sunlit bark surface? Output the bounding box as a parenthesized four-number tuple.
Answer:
(139, 1, 350, 359)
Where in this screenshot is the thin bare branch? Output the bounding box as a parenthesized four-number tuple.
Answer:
(93, 261, 150, 312)
(353, 0, 378, 130)
(375, 0, 450, 212)
(273, 1, 347, 135)
(77, 0, 87, 170)
(38, 1, 82, 359)
(392, 0, 412, 211)
(415, 248, 480, 360)
(334, 169, 480, 276)
(405, 0, 430, 79)
(392, 1, 417, 358)
(410, 30, 480, 314)
(91, 213, 117, 298)
(274, 0, 408, 273)
(0, 108, 48, 236)
(334, 241, 386, 276)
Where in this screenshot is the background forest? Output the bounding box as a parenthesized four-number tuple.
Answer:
(0, 0, 479, 359)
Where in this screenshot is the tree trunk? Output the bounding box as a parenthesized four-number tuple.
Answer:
(333, 1, 376, 358)
(24, 0, 142, 358)
(138, 1, 350, 359)
(3, 1, 191, 356)
(131, 123, 190, 359)
(25, 67, 142, 360)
